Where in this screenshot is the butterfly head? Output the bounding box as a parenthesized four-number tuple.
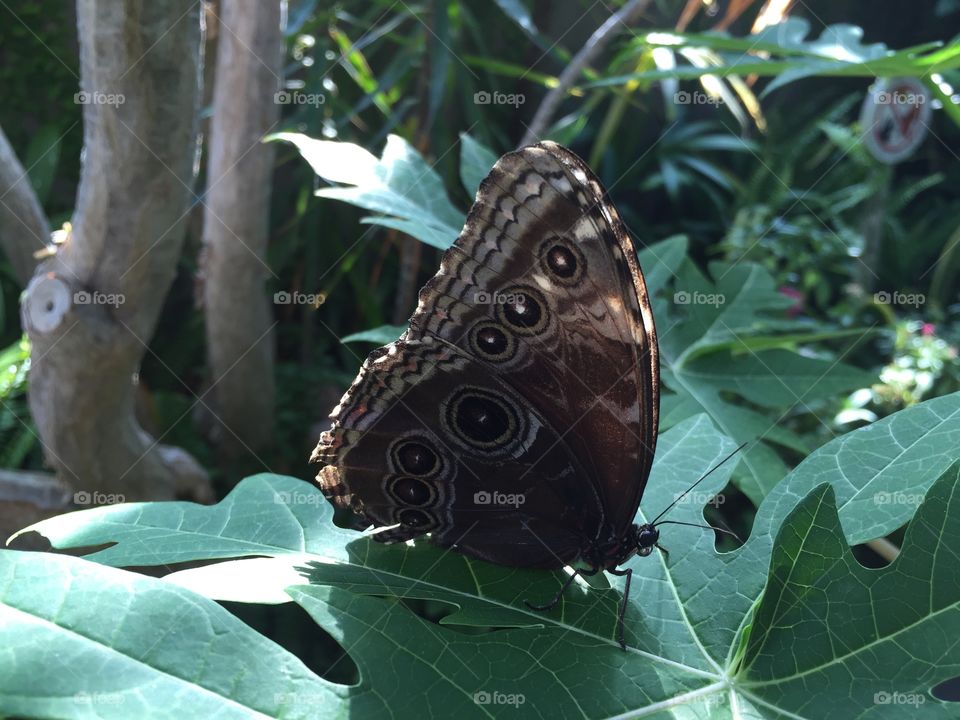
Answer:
(633, 523, 660, 557)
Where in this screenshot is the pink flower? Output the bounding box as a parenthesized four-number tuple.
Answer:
(778, 286, 804, 317)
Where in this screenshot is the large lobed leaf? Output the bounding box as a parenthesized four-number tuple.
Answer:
(739, 465, 960, 717)
(659, 257, 876, 504)
(0, 551, 348, 719)
(8, 394, 960, 717)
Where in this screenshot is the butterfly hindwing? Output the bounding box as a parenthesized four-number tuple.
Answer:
(313, 338, 602, 568)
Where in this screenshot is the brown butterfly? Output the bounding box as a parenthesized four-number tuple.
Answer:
(312, 141, 665, 648)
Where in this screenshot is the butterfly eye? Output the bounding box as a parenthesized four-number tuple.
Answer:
(443, 386, 522, 453)
(387, 476, 435, 507)
(636, 525, 659, 548)
(496, 286, 549, 336)
(395, 441, 438, 476)
(546, 244, 577, 277)
(470, 323, 516, 362)
(538, 237, 585, 285)
(504, 295, 540, 327)
(397, 508, 433, 528)
(457, 395, 511, 443)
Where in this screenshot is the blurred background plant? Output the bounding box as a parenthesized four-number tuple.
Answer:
(1, 0, 958, 519)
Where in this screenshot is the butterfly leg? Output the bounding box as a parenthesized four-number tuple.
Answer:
(524, 565, 599, 612)
(607, 566, 633, 650)
(656, 543, 669, 559)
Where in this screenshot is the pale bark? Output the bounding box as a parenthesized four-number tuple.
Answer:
(201, 0, 281, 461)
(20, 0, 210, 501)
(0, 126, 48, 285)
(0, 470, 72, 550)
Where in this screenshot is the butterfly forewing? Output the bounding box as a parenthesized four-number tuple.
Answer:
(313, 141, 659, 568)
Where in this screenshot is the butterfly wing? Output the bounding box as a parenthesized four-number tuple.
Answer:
(313, 338, 601, 569)
(403, 141, 659, 535)
(313, 141, 659, 566)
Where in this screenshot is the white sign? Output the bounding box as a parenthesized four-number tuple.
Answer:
(860, 77, 932, 163)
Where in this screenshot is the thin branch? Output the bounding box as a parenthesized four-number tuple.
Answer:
(519, 0, 653, 148)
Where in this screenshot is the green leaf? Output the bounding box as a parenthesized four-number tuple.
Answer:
(340, 324, 406, 345)
(11, 474, 357, 568)
(739, 464, 960, 716)
(592, 20, 959, 90)
(458, 133, 499, 198)
(638, 234, 688, 296)
(13, 396, 960, 716)
(270, 132, 463, 250)
(357, 216, 454, 250)
(0, 551, 345, 719)
(660, 259, 876, 502)
(13, 417, 744, 714)
(690, 391, 960, 666)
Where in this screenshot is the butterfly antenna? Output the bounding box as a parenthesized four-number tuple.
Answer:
(653, 520, 743, 544)
(649, 442, 749, 527)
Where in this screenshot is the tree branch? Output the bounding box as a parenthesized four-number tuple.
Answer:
(20, 0, 210, 501)
(201, 0, 282, 465)
(519, 0, 652, 148)
(0, 125, 49, 285)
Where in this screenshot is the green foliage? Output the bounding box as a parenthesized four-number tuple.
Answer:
(839, 320, 960, 427)
(598, 18, 960, 93)
(0, 335, 36, 468)
(3, 6, 960, 713)
(658, 252, 876, 503)
(7, 394, 960, 717)
(0, 551, 342, 719)
(289, 133, 878, 505)
(0, 2, 82, 226)
(269, 131, 463, 250)
(740, 469, 960, 714)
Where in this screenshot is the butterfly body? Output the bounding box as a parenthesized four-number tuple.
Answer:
(312, 141, 660, 646)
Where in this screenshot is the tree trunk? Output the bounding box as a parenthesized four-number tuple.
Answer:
(200, 0, 281, 467)
(20, 0, 210, 502)
(0, 126, 47, 286)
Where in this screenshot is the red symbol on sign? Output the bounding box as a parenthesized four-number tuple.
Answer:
(861, 78, 931, 164)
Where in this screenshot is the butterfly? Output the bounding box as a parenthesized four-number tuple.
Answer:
(312, 141, 667, 649)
